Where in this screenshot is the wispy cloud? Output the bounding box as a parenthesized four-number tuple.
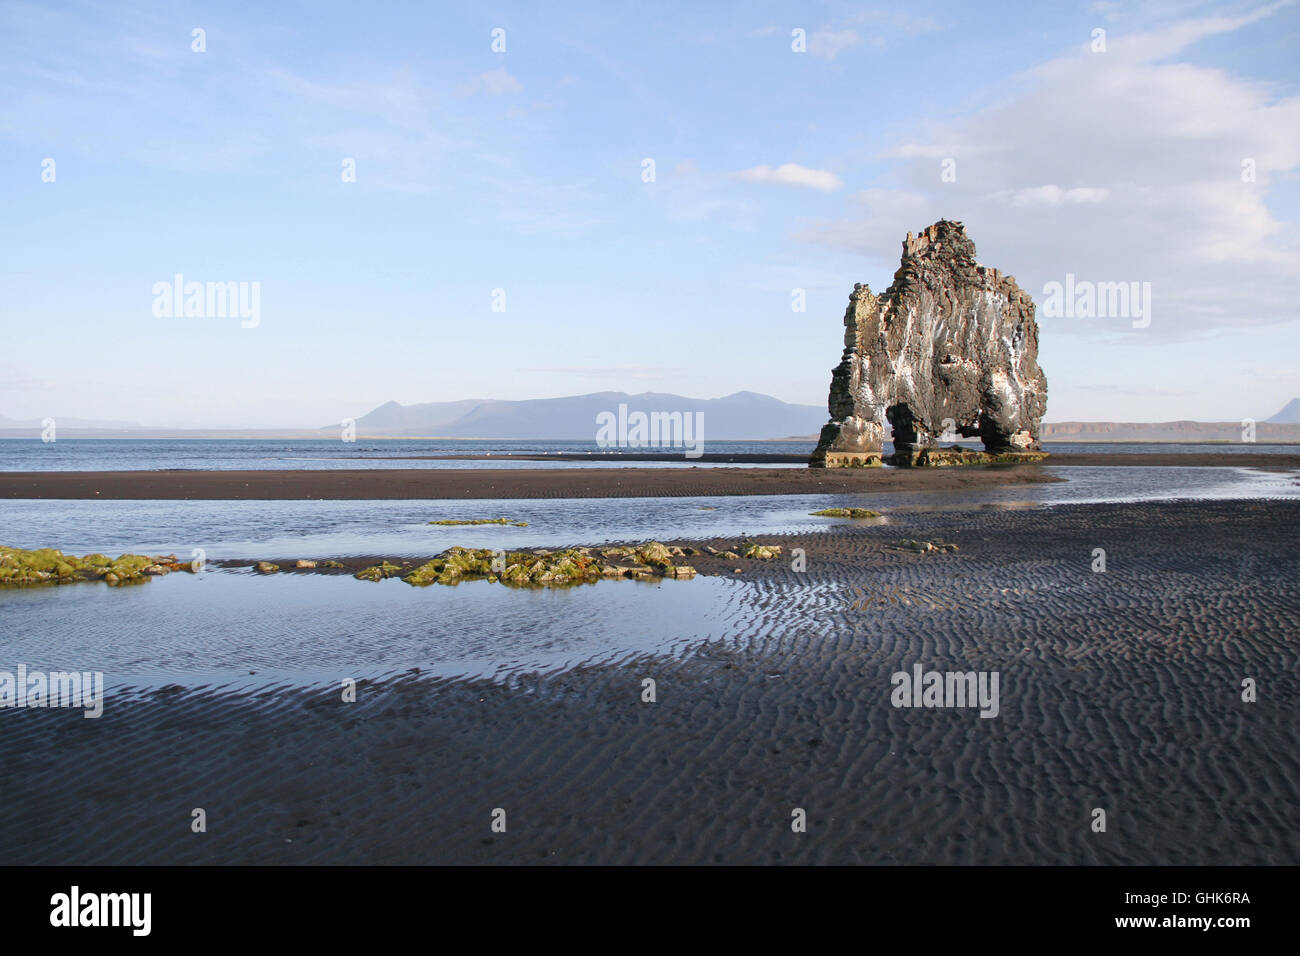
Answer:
(518, 365, 690, 380)
(797, 4, 1300, 339)
(734, 163, 842, 191)
(457, 67, 523, 96)
(808, 29, 860, 59)
(997, 185, 1111, 206)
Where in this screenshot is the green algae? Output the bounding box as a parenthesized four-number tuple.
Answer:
(889, 448, 1049, 467)
(889, 539, 959, 554)
(352, 541, 705, 590)
(427, 518, 529, 527)
(354, 561, 404, 582)
(0, 545, 190, 587)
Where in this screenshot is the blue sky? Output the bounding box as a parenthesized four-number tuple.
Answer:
(2, 0, 1298, 427)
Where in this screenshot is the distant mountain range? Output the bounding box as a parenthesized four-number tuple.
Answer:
(0, 413, 142, 429)
(1042, 420, 1300, 442)
(2, 394, 1299, 442)
(1042, 398, 1300, 440)
(342, 391, 826, 439)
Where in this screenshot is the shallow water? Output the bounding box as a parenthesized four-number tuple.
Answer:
(3, 438, 811, 471)
(0, 568, 787, 694)
(0, 465, 1293, 559)
(1, 464, 1295, 695)
(1, 437, 1294, 472)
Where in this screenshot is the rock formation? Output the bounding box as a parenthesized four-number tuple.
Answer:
(810, 220, 1048, 467)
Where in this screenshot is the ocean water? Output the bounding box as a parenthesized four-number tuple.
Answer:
(0, 569, 765, 693)
(0, 465, 1294, 560)
(1, 464, 1297, 695)
(0, 437, 1295, 472)
(1, 438, 809, 471)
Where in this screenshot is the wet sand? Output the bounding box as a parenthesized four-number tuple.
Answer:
(3, 453, 1295, 502)
(0, 465, 1062, 500)
(1, 498, 1295, 864)
(1039, 452, 1300, 469)
(372, 451, 1300, 469)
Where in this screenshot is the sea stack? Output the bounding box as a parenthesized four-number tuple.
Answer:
(810, 220, 1048, 467)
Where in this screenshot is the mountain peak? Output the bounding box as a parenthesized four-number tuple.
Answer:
(346, 391, 824, 439)
(1265, 398, 1300, 424)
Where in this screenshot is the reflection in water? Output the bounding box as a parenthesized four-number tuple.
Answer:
(3, 437, 1297, 472)
(0, 570, 790, 692)
(0, 466, 1293, 559)
(1, 464, 1294, 693)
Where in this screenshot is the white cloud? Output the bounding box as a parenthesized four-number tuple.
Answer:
(734, 163, 842, 191)
(804, 12, 940, 58)
(457, 67, 523, 96)
(797, 5, 1300, 339)
(999, 185, 1111, 206)
(517, 365, 689, 380)
(850, 10, 943, 37)
(1088, 1, 1124, 17)
(808, 29, 861, 59)
(888, 142, 967, 159)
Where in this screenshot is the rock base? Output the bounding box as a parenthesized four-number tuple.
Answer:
(886, 448, 1049, 467)
(810, 451, 883, 468)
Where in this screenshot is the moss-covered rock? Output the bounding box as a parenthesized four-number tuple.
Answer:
(402, 560, 443, 586)
(371, 543, 704, 589)
(636, 542, 673, 565)
(816, 452, 884, 468)
(0, 545, 184, 587)
(811, 508, 882, 518)
(354, 561, 403, 582)
(889, 448, 1049, 467)
(428, 518, 528, 527)
(889, 539, 959, 554)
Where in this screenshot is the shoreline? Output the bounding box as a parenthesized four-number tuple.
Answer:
(361, 451, 1300, 468)
(0, 465, 1063, 500)
(1, 452, 1297, 500)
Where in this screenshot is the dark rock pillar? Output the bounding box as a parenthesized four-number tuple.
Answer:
(810, 220, 1048, 467)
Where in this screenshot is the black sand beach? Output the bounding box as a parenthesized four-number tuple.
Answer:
(0, 464, 1062, 499)
(365, 450, 1300, 470)
(2, 498, 1294, 865)
(4, 453, 1296, 502)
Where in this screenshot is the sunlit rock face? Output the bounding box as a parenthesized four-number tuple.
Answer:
(810, 220, 1048, 467)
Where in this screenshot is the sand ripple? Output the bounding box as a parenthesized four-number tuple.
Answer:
(0, 500, 1295, 864)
